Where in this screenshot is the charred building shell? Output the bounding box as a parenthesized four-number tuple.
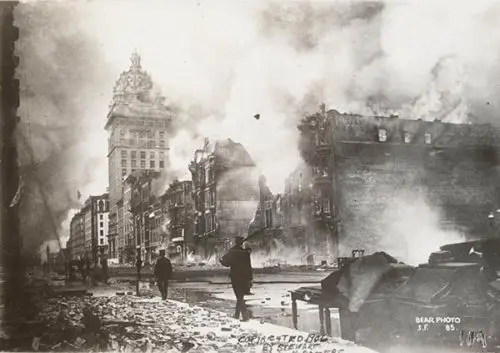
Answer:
(298, 106, 500, 258)
(160, 180, 195, 260)
(125, 170, 162, 264)
(189, 138, 260, 258)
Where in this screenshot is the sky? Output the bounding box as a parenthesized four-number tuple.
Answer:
(14, 0, 500, 252)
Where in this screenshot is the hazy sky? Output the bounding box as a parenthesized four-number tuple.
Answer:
(15, 0, 500, 250)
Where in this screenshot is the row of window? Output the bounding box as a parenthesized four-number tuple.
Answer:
(121, 150, 165, 160)
(378, 129, 432, 144)
(263, 208, 286, 228)
(117, 131, 166, 148)
(194, 213, 217, 234)
(121, 162, 165, 176)
(119, 130, 165, 139)
(314, 198, 331, 214)
(193, 190, 216, 209)
(166, 192, 185, 206)
(121, 159, 164, 169)
(118, 139, 166, 148)
(192, 167, 216, 188)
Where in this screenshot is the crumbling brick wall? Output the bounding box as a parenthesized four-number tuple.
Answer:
(336, 143, 500, 257)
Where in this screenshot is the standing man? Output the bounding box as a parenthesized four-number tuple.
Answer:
(154, 249, 172, 300)
(220, 236, 253, 321)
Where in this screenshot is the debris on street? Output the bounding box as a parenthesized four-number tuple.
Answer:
(25, 294, 378, 353)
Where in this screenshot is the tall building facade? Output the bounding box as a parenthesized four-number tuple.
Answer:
(96, 196, 110, 253)
(68, 212, 84, 261)
(80, 193, 109, 262)
(105, 51, 172, 262)
(298, 106, 500, 259)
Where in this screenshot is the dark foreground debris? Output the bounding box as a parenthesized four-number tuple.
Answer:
(2, 292, 378, 353)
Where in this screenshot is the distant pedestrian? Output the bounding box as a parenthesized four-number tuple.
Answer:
(154, 249, 172, 300)
(220, 236, 253, 321)
(78, 258, 87, 282)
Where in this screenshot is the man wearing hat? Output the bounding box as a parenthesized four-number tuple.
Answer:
(154, 249, 173, 300)
(220, 236, 253, 321)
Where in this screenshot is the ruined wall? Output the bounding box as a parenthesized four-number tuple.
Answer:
(216, 166, 260, 245)
(336, 142, 500, 260)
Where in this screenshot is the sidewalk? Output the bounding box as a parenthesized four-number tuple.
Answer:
(30, 288, 377, 353)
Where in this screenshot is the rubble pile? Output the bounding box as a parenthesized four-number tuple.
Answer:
(31, 296, 250, 352)
(29, 295, 373, 353)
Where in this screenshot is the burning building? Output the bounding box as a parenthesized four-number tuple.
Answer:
(161, 180, 194, 260)
(189, 138, 260, 258)
(246, 176, 285, 249)
(127, 170, 162, 264)
(298, 105, 500, 260)
(249, 166, 331, 265)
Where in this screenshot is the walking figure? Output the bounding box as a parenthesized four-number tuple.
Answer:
(154, 249, 172, 300)
(220, 236, 253, 321)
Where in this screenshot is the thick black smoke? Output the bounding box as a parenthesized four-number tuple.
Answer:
(14, 3, 113, 254)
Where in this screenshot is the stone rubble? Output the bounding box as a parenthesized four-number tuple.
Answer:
(30, 294, 377, 353)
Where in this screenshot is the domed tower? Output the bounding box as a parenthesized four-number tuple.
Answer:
(105, 50, 172, 262)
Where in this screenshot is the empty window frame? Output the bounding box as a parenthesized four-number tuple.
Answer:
(378, 128, 387, 142)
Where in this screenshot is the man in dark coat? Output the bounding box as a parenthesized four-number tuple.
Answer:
(220, 236, 253, 321)
(154, 249, 173, 300)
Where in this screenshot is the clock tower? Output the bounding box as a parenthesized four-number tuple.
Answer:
(105, 51, 172, 262)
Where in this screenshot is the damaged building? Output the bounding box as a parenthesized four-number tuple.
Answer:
(298, 105, 500, 259)
(189, 138, 260, 258)
(127, 170, 162, 265)
(161, 180, 194, 260)
(250, 164, 333, 263)
(117, 171, 194, 264)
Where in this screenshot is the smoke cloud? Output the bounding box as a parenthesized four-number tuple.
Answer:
(88, 0, 500, 193)
(17, 0, 500, 253)
(377, 192, 466, 265)
(15, 2, 113, 254)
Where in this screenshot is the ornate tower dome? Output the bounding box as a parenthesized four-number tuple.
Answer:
(110, 50, 154, 108)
